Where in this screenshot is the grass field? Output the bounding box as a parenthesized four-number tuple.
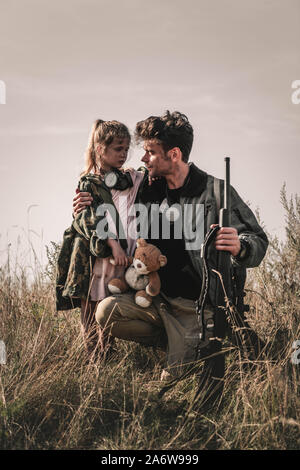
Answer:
(0, 187, 299, 450)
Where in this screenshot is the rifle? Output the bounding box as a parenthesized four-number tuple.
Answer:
(196, 157, 232, 351)
(173, 158, 265, 409)
(195, 157, 233, 407)
(160, 158, 263, 407)
(218, 158, 265, 360)
(197, 157, 265, 367)
(214, 157, 233, 338)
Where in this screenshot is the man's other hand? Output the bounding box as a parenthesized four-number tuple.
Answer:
(73, 188, 93, 216)
(210, 224, 241, 257)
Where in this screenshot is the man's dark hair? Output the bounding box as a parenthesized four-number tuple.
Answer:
(135, 110, 194, 163)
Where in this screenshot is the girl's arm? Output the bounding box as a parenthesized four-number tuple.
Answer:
(107, 239, 129, 266)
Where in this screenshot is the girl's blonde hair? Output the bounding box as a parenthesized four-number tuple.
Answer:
(81, 119, 131, 176)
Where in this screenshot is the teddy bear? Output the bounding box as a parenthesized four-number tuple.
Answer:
(107, 238, 167, 308)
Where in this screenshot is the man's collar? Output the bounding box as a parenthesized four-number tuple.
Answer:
(173, 162, 207, 197)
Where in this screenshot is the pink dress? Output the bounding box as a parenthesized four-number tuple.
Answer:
(89, 168, 144, 301)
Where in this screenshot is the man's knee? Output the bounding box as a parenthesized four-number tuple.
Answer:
(95, 296, 118, 328)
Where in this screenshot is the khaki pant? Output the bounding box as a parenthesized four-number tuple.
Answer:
(95, 292, 167, 348)
(95, 292, 201, 374)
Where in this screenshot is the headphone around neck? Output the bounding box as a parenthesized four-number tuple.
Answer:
(104, 168, 133, 191)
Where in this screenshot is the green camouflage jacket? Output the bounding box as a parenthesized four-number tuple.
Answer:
(56, 174, 120, 311)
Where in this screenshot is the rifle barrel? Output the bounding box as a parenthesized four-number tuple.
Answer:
(219, 157, 231, 227)
(224, 157, 230, 212)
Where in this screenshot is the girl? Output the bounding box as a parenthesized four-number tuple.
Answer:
(56, 119, 145, 360)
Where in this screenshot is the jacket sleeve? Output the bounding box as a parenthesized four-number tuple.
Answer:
(230, 185, 269, 268)
(72, 178, 112, 258)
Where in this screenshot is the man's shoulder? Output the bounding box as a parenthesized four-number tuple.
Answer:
(190, 163, 219, 185)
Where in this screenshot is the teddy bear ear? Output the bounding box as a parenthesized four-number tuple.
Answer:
(136, 238, 147, 247)
(159, 255, 167, 267)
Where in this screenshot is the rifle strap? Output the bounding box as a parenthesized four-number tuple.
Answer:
(213, 176, 221, 214)
(195, 177, 226, 352)
(196, 224, 221, 354)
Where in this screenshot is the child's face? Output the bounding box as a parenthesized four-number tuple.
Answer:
(99, 137, 130, 171)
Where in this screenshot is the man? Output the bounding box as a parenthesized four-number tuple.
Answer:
(73, 111, 268, 381)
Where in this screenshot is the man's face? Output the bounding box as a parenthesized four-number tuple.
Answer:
(141, 140, 173, 178)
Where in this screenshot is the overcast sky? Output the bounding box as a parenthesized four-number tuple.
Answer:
(0, 0, 299, 269)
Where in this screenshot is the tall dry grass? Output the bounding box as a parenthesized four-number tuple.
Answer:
(0, 186, 299, 450)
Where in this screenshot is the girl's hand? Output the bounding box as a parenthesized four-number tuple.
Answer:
(107, 239, 129, 266)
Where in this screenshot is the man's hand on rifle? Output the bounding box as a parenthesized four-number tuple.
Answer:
(73, 188, 93, 217)
(210, 224, 241, 257)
